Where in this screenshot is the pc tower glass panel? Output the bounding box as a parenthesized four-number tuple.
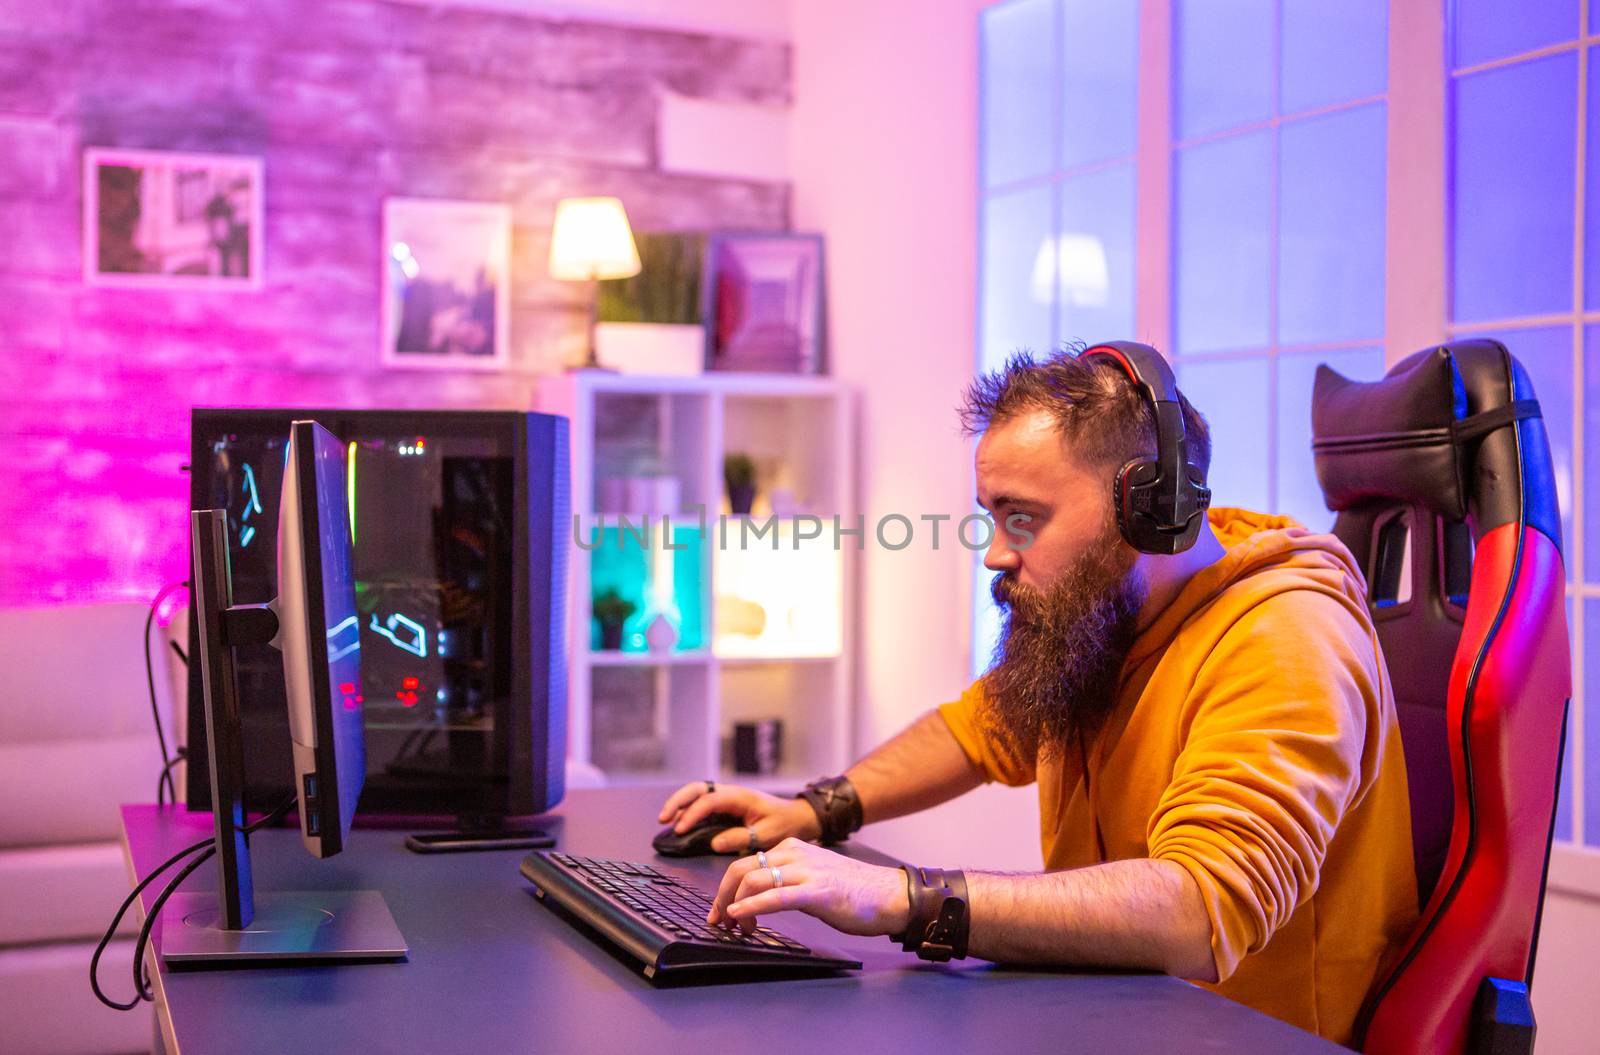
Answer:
(191, 414, 537, 817)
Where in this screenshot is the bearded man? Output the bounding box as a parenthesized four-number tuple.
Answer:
(655, 347, 1418, 1045)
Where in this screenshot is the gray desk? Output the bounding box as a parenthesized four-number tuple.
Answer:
(121, 788, 1341, 1054)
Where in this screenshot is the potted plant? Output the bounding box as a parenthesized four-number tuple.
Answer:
(593, 232, 705, 375)
(592, 588, 636, 651)
(724, 452, 757, 515)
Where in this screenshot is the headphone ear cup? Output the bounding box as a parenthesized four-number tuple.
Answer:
(1113, 458, 1161, 553)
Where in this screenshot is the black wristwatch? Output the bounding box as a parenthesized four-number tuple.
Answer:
(894, 865, 970, 961)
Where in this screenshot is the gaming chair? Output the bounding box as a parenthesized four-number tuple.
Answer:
(1311, 340, 1571, 1054)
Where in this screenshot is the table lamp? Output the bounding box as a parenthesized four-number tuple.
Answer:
(549, 196, 642, 370)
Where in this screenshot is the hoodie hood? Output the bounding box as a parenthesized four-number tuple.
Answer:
(1126, 506, 1374, 670)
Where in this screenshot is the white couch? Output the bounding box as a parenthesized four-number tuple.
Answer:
(0, 602, 180, 1055)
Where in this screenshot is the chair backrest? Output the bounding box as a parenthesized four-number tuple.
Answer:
(1311, 341, 1571, 1054)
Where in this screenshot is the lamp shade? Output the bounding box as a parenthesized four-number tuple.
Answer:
(548, 196, 642, 281)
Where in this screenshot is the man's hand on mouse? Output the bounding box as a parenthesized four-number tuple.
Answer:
(706, 838, 912, 938)
(656, 781, 820, 853)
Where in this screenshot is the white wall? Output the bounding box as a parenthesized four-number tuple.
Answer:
(789, 0, 1041, 871)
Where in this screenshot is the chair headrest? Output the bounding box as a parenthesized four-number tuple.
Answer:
(1312, 341, 1555, 544)
(1312, 346, 1471, 519)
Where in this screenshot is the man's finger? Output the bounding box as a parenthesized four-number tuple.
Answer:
(708, 814, 775, 854)
(726, 885, 802, 923)
(674, 788, 747, 833)
(657, 782, 708, 823)
(708, 854, 763, 923)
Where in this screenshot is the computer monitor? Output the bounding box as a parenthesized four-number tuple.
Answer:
(165, 420, 406, 965)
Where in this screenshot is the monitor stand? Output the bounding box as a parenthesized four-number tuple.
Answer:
(162, 509, 407, 966)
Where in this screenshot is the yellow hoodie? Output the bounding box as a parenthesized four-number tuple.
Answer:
(939, 508, 1418, 1044)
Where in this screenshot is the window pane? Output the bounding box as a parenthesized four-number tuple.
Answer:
(1452, 54, 1577, 324)
(1061, 0, 1138, 168)
(1584, 327, 1600, 580)
(1583, 58, 1600, 311)
(1174, 0, 1272, 139)
(1175, 131, 1271, 354)
(981, 185, 1055, 372)
(1587, 599, 1600, 846)
(1453, 0, 1579, 70)
(1279, 104, 1387, 346)
(1056, 163, 1136, 346)
(1281, 0, 1387, 114)
(1276, 347, 1386, 532)
(982, 0, 1057, 188)
(971, 554, 1002, 680)
(1178, 357, 1270, 512)
(1473, 327, 1574, 560)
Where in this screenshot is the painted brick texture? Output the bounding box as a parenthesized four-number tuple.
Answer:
(0, 0, 790, 606)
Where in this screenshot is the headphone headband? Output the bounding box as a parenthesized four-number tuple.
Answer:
(1080, 341, 1211, 555)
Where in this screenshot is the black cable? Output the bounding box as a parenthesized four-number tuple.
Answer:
(155, 748, 188, 805)
(132, 845, 216, 1001)
(91, 795, 297, 1011)
(145, 581, 189, 807)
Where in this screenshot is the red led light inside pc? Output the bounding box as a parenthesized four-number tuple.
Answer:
(402, 676, 420, 690)
(396, 690, 419, 707)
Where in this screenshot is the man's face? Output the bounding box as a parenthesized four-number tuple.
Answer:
(975, 410, 1147, 755)
(975, 409, 1112, 585)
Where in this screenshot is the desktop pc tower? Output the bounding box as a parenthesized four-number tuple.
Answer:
(184, 409, 569, 825)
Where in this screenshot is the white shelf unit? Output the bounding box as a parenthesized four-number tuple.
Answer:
(536, 372, 856, 788)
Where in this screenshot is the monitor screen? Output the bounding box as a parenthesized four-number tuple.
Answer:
(302, 420, 366, 842)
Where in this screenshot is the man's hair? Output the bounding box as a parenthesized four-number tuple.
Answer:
(959, 345, 1212, 479)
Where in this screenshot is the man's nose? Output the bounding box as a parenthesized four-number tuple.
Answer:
(983, 533, 1020, 573)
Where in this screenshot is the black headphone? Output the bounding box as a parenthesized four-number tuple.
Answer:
(1080, 341, 1212, 555)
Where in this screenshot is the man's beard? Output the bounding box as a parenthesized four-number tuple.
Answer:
(982, 525, 1148, 762)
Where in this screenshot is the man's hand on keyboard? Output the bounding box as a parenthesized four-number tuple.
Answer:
(656, 781, 820, 852)
(706, 837, 912, 938)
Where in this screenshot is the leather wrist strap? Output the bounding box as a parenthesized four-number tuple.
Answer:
(797, 775, 864, 846)
(894, 865, 969, 961)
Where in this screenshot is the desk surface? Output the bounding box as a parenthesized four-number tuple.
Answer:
(123, 788, 1341, 1054)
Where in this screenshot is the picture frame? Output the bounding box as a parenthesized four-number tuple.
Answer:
(701, 232, 825, 374)
(381, 198, 511, 370)
(83, 147, 264, 289)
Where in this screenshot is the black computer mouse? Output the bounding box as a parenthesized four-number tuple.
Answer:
(651, 812, 747, 857)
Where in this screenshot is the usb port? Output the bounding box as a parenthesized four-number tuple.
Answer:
(308, 813, 320, 835)
(303, 773, 318, 802)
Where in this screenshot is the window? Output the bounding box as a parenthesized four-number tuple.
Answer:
(1446, 4, 1596, 847)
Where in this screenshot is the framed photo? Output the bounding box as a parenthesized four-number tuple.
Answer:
(701, 232, 825, 374)
(381, 198, 511, 370)
(83, 148, 263, 288)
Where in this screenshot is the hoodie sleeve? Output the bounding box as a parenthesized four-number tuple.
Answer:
(937, 681, 1039, 787)
(1145, 587, 1387, 982)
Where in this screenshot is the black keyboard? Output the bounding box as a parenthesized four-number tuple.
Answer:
(519, 851, 862, 982)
